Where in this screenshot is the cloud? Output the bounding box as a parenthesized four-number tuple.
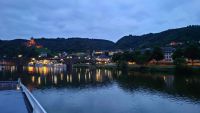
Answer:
(0, 0, 199, 41)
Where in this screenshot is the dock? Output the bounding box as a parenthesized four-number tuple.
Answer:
(0, 90, 28, 113)
(0, 80, 47, 113)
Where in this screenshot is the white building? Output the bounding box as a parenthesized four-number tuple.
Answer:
(162, 47, 176, 63)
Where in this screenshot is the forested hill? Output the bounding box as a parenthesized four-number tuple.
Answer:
(115, 25, 200, 49)
(35, 38, 114, 52)
(0, 39, 27, 57)
(1, 25, 200, 56)
(0, 38, 115, 55)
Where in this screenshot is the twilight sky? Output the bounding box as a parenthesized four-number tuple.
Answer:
(0, 0, 200, 42)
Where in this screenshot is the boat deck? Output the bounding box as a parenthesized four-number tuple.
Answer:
(0, 89, 28, 113)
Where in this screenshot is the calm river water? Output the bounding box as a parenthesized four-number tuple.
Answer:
(1, 65, 200, 113)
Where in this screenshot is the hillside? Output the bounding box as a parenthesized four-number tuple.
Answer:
(115, 25, 200, 49)
(0, 39, 27, 57)
(0, 38, 115, 57)
(36, 38, 114, 52)
(1, 25, 200, 57)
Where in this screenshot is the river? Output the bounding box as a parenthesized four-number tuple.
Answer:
(0, 65, 200, 113)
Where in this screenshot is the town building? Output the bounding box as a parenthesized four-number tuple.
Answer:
(162, 47, 176, 63)
(96, 54, 111, 64)
(39, 52, 48, 58)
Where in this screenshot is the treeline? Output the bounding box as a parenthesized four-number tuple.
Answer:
(173, 44, 200, 66)
(112, 47, 164, 65)
(112, 44, 200, 67)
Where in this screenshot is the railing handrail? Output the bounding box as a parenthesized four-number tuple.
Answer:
(0, 81, 18, 83)
(18, 79, 47, 113)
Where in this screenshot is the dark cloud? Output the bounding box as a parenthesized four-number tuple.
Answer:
(0, 0, 199, 41)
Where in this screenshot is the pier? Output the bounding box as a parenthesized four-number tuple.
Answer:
(0, 80, 47, 113)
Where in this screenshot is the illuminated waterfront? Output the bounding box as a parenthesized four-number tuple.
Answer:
(1, 65, 200, 113)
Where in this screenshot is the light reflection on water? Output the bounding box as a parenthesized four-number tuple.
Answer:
(1, 65, 200, 113)
(25, 66, 115, 88)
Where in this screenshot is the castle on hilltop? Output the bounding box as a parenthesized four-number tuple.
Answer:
(26, 37, 42, 48)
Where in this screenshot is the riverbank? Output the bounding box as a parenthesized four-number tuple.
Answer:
(73, 63, 200, 74)
(73, 63, 175, 69)
(73, 63, 117, 69)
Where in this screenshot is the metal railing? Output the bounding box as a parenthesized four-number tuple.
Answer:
(18, 79, 47, 113)
(0, 81, 18, 89)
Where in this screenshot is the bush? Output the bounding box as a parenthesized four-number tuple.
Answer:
(173, 58, 186, 66)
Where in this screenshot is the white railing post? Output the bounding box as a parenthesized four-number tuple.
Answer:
(18, 78, 47, 113)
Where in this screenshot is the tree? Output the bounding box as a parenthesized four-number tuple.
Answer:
(122, 51, 134, 62)
(172, 48, 184, 60)
(26, 47, 39, 58)
(112, 53, 123, 63)
(134, 55, 148, 65)
(173, 58, 187, 66)
(144, 50, 153, 62)
(112, 53, 129, 69)
(133, 50, 152, 65)
(151, 47, 164, 62)
(112, 52, 134, 63)
(184, 45, 200, 65)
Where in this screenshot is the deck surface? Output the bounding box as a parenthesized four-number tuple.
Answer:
(0, 90, 28, 113)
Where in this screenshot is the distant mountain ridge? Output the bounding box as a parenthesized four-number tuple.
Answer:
(116, 25, 200, 49)
(0, 25, 200, 54)
(0, 38, 115, 53)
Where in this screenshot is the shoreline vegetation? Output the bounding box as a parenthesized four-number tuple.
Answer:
(73, 63, 200, 75)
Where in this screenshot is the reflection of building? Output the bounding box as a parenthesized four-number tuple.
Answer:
(29, 67, 113, 87)
(163, 75, 174, 88)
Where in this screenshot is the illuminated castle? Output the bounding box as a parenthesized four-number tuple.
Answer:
(26, 37, 42, 48)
